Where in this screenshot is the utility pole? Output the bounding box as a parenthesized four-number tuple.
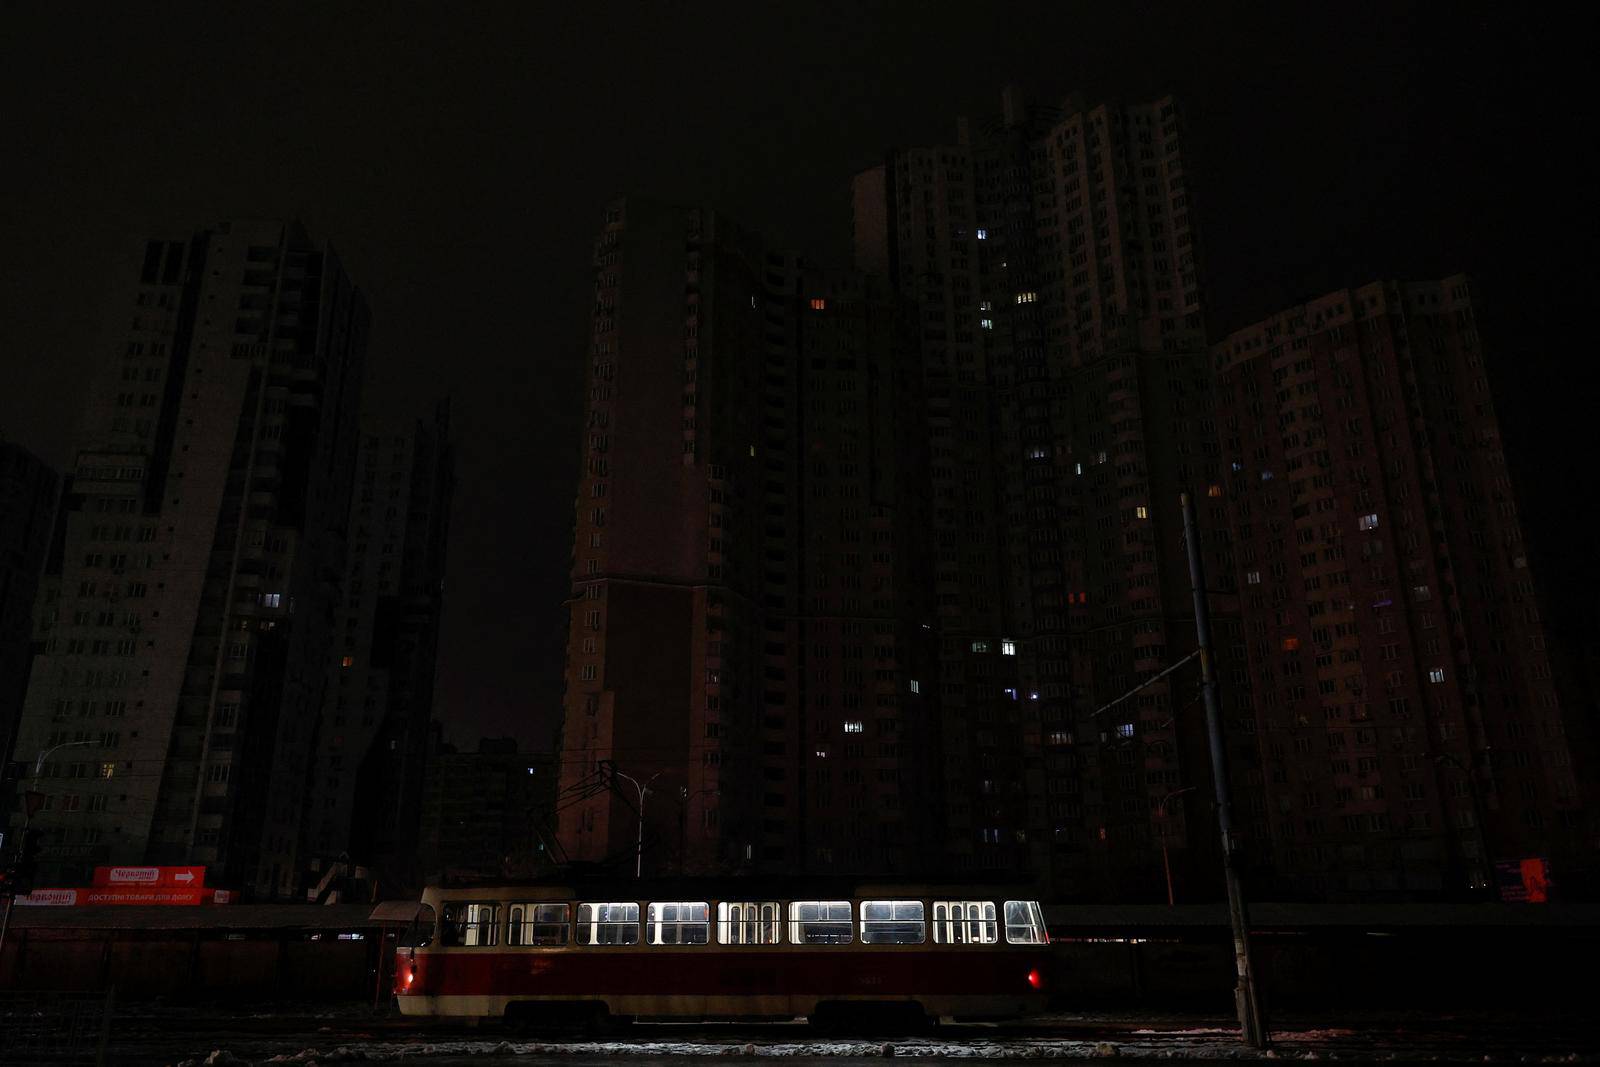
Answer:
(1181, 492, 1268, 1048)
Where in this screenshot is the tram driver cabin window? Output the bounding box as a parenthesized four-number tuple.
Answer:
(1003, 900, 1049, 944)
(932, 900, 998, 944)
(577, 901, 641, 945)
(506, 902, 570, 946)
(718, 901, 782, 944)
(648, 901, 710, 944)
(440, 902, 499, 946)
(788, 900, 853, 944)
(860, 899, 925, 944)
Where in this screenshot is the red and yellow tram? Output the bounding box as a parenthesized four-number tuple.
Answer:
(393, 882, 1051, 1025)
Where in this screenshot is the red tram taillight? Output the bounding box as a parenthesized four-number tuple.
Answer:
(1026, 967, 1044, 990)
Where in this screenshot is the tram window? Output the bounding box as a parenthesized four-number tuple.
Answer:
(788, 900, 853, 944)
(1003, 900, 1049, 945)
(441, 902, 499, 947)
(860, 900, 925, 944)
(932, 900, 998, 944)
(718, 901, 782, 944)
(576, 901, 640, 945)
(507, 902, 570, 946)
(647, 901, 710, 945)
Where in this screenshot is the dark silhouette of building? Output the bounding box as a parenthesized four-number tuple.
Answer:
(306, 402, 453, 894)
(1214, 278, 1593, 896)
(562, 93, 1593, 901)
(6, 220, 368, 897)
(0, 438, 59, 769)
(852, 89, 1236, 899)
(556, 200, 936, 877)
(418, 732, 547, 882)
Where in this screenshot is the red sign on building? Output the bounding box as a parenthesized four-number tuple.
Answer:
(91, 865, 205, 888)
(1495, 857, 1551, 903)
(16, 885, 235, 906)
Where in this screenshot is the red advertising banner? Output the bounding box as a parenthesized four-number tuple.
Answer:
(16, 886, 235, 906)
(1496, 858, 1551, 903)
(91, 865, 205, 888)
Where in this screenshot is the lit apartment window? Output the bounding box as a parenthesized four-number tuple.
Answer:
(970, 641, 989, 653)
(980, 318, 993, 330)
(1117, 723, 1135, 739)
(979, 301, 992, 311)
(1135, 506, 1148, 519)
(341, 656, 354, 668)
(1359, 513, 1380, 530)
(1247, 571, 1261, 585)
(1429, 668, 1446, 684)
(909, 679, 921, 693)
(1207, 485, 1223, 498)
(843, 721, 864, 734)
(1015, 291, 1037, 304)
(810, 298, 827, 311)
(976, 229, 988, 240)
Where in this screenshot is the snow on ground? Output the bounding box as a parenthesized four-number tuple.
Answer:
(169, 1035, 1598, 1066)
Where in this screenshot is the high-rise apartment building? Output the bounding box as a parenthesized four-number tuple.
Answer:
(418, 734, 544, 883)
(853, 89, 1237, 899)
(0, 439, 60, 767)
(1213, 277, 1592, 895)
(306, 403, 452, 890)
(557, 199, 935, 876)
(7, 220, 368, 897)
(557, 98, 1591, 901)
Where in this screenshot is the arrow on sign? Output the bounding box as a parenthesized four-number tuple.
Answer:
(174, 871, 194, 883)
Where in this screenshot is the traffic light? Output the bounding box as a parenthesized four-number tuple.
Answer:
(8, 829, 40, 897)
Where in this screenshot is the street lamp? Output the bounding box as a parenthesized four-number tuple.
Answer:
(611, 769, 662, 879)
(34, 739, 95, 778)
(1, 741, 96, 962)
(1155, 786, 1197, 907)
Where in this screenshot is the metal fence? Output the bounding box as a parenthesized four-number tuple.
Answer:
(0, 988, 114, 1064)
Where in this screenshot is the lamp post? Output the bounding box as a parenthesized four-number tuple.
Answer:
(1156, 786, 1197, 907)
(612, 769, 662, 879)
(2, 742, 94, 967)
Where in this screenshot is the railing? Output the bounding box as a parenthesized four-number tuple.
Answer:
(0, 987, 115, 1064)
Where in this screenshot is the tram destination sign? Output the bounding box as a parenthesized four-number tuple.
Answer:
(92, 865, 206, 888)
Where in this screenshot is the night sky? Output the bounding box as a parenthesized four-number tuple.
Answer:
(2, 3, 1589, 748)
